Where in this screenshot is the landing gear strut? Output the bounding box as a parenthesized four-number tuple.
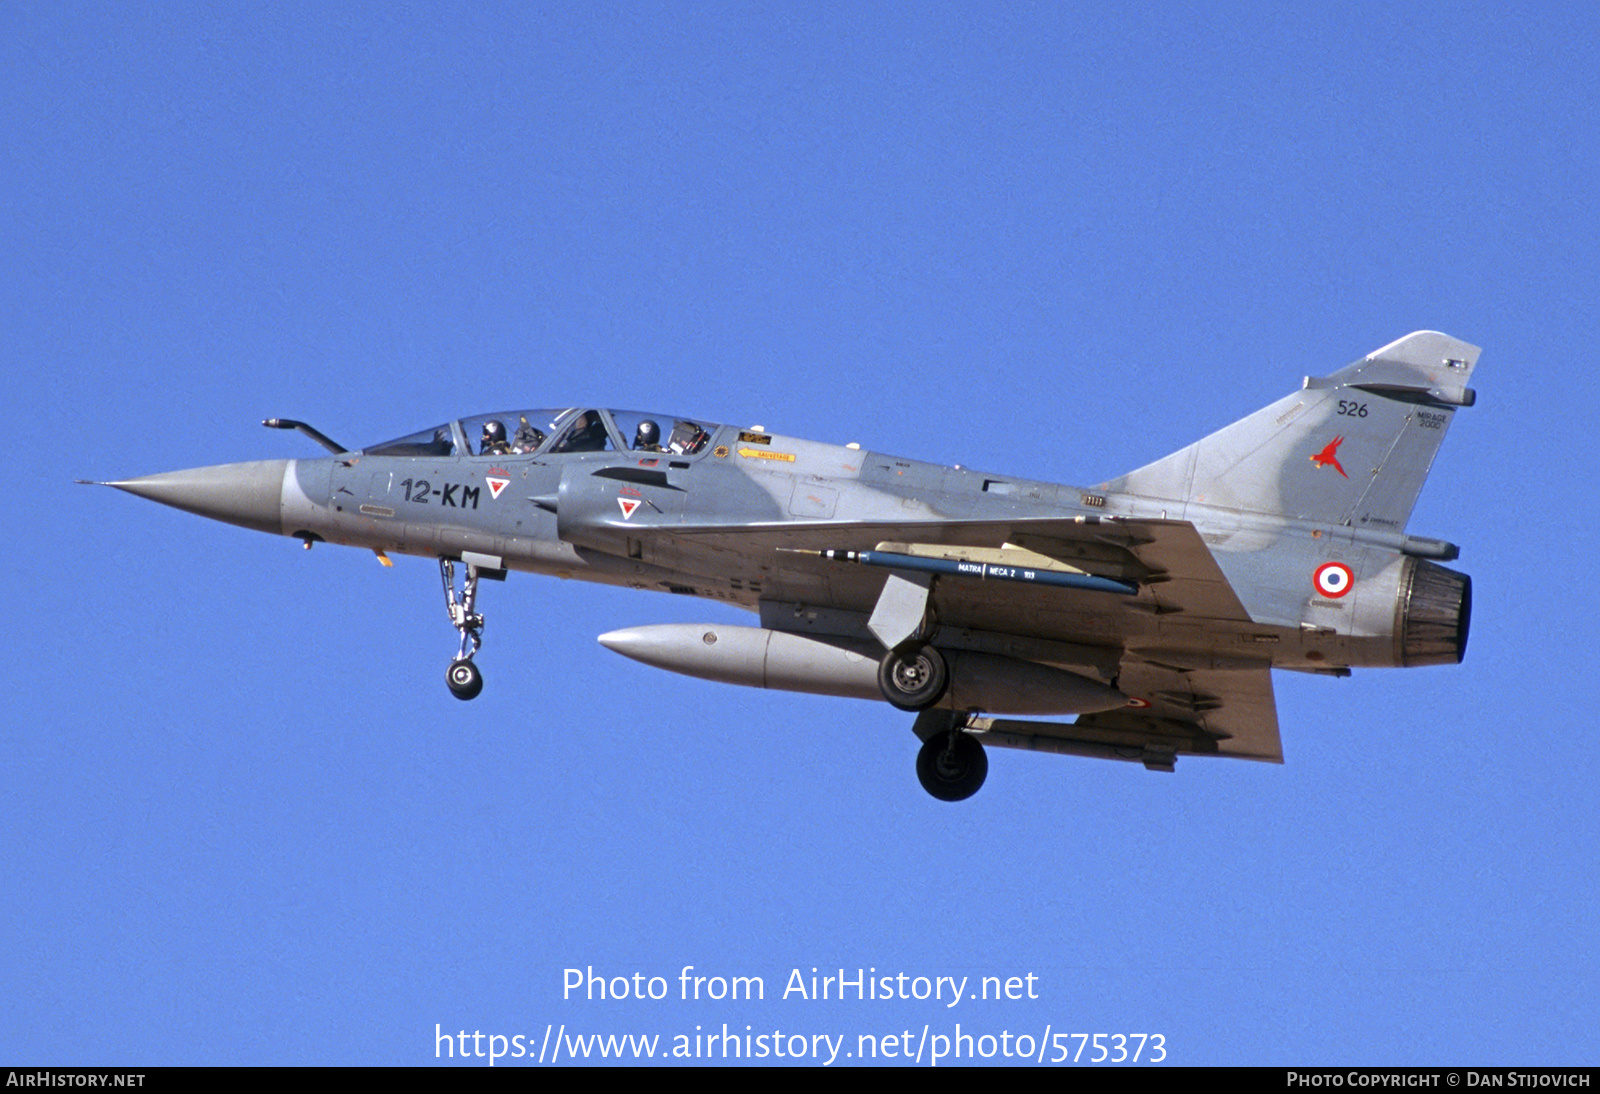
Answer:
(440, 558, 485, 700)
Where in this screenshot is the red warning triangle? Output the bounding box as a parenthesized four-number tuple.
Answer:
(617, 497, 642, 519)
(486, 476, 510, 500)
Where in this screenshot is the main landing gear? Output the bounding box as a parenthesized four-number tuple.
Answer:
(878, 642, 948, 711)
(913, 712, 988, 802)
(440, 558, 485, 700)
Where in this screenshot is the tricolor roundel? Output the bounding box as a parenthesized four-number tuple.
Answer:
(1313, 561, 1354, 599)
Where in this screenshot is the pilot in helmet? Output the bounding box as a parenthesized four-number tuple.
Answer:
(563, 412, 609, 452)
(480, 419, 511, 455)
(634, 420, 663, 452)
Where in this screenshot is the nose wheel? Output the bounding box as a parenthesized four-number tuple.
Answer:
(446, 658, 483, 701)
(440, 558, 487, 700)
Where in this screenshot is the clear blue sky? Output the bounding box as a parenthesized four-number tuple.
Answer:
(5, 2, 1596, 1066)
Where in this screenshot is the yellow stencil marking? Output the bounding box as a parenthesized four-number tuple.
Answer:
(738, 447, 795, 462)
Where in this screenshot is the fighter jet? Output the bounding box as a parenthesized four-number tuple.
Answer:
(91, 332, 1477, 800)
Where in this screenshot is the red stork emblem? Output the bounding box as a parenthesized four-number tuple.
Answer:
(1311, 436, 1348, 479)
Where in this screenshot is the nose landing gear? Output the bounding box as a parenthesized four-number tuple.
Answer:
(446, 657, 483, 700)
(440, 557, 487, 700)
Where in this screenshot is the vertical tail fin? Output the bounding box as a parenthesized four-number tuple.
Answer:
(1103, 332, 1480, 531)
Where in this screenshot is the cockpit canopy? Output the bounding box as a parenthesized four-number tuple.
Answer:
(362, 408, 719, 459)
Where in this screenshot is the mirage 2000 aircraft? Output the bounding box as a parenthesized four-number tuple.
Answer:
(93, 332, 1477, 800)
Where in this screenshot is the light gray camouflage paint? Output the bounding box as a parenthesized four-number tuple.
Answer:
(96, 333, 1478, 793)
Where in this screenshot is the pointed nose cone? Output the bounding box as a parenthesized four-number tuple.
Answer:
(104, 459, 290, 535)
(597, 626, 658, 663)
